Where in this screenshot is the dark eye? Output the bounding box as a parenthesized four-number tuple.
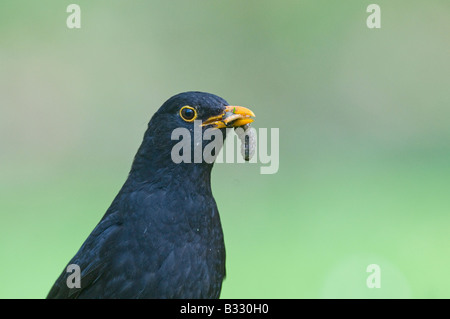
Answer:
(179, 106, 197, 122)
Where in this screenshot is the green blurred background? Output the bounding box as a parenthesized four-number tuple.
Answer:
(1, 0, 449, 298)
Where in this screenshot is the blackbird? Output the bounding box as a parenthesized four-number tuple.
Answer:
(47, 91, 255, 299)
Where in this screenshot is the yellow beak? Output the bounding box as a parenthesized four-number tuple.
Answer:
(202, 106, 255, 129)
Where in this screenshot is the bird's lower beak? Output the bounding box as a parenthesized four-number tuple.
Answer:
(202, 106, 255, 129)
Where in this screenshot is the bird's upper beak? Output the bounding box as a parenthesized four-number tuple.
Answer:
(201, 106, 255, 129)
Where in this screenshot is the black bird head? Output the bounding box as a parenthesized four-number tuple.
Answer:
(129, 91, 255, 186)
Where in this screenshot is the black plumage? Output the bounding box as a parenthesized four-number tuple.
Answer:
(47, 92, 254, 299)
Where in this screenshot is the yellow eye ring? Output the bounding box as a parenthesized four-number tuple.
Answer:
(179, 106, 197, 122)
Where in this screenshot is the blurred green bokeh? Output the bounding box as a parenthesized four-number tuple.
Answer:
(1, 1, 449, 298)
